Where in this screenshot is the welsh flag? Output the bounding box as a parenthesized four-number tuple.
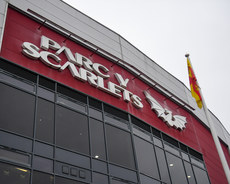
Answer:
(187, 57, 203, 108)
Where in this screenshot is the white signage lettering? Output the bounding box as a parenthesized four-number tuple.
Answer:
(21, 35, 187, 130)
(22, 42, 40, 59)
(114, 73, 129, 88)
(22, 35, 143, 109)
(40, 35, 60, 50)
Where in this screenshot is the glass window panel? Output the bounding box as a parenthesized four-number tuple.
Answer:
(92, 172, 108, 184)
(131, 116, 151, 133)
(55, 176, 86, 184)
(104, 105, 128, 121)
(0, 72, 35, 92)
(188, 148, 203, 160)
(92, 159, 107, 173)
(134, 136, 159, 179)
(193, 166, 210, 184)
(166, 152, 188, 184)
(36, 98, 54, 143)
(140, 174, 161, 184)
(34, 142, 53, 158)
(90, 118, 106, 160)
(182, 152, 190, 162)
(133, 126, 151, 141)
(57, 95, 86, 113)
(184, 162, 196, 184)
(109, 164, 137, 183)
(164, 143, 180, 156)
(89, 108, 103, 120)
(56, 106, 89, 155)
(180, 143, 188, 153)
(57, 85, 87, 104)
(33, 156, 53, 173)
(0, 60, 37, 82)
(0, 148, 30, 166)
(32, 171, 54, 184)
(0, 83, 35, 137)
(152, 128, 161, 138)
(155, 147, 171, 184)
(0, 130, 33, 153)
(110, 178, 129, 184)
(0, 162, 30, 184)
(89, 98, 102, 110)
(191, 157, 205, 169)
(153, 137, 163, 148)
(39, 76, 55, 90)
(37, 87, 55, 101)
(105, 115, 129, 130)
(105, 124, 135, 169)
(162, 134, 178, 148)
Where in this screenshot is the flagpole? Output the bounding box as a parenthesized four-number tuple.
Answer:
(185, 54, 230, 183)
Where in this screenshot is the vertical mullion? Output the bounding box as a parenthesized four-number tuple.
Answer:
(129, 115, 141, 184)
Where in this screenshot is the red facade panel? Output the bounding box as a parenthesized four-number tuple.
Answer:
(1, 7, 229, 183)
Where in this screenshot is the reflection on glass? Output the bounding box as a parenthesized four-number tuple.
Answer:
(92, 172, 109, 184)
(56, 176, 86, 184)
(89, 108, 103, 120)
(184, 162, 196, 184)
(110, 178, 128, 184)
(133, 126, 151, 141)
(56, 106, 89, 155)
(0, 148, 30, 166)
(34, 141, 53, 158)
(37, 87, 55, 101)
(193, 165, 210, 184)
(191, 157, 205, 169)
(33, 156, 53, 173)
(92, 159, 108, 174)
(140, 174, 161, 184)
(0, 72, 35, 92)
(134, 136, 159, 179)
(0, 162, 30, 184)
(90, 118, 106, 160)
(32, 171, 53, 184)
(164, 143, 180, 156)
(153, 137, 163, 148)
(106, 124, 135, 169)
(57, 95, 86, 113)
(166, 152, 188, 184)
(109, 164, 137, 183)
(105, 114, 129, 130)
(155, 147, 171, 183)
(181, 152, 190, 162)
(36, 98, 54, 143)
(0, 83, 35, 137)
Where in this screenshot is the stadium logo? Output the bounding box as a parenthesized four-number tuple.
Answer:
(144, 91, 187, 130)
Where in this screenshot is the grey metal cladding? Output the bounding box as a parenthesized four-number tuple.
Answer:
(10, 0, 122, 58)
(0, 2, 6, 14)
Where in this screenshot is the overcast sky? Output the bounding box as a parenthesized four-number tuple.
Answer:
(63, 0, 230, 133)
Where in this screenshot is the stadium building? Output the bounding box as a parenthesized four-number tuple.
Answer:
(0, 0, 229, 184)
